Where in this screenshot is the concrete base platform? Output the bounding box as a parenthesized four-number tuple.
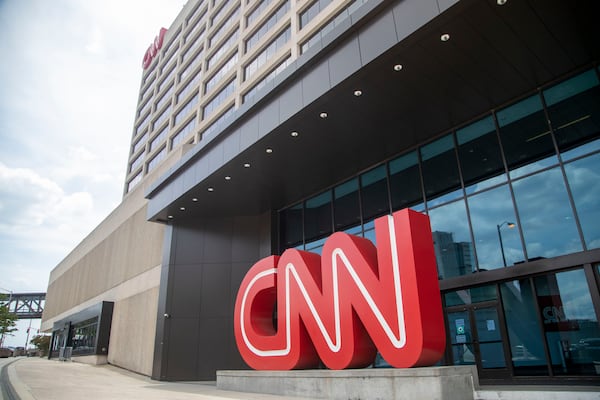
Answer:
(217, 366, 479, 400)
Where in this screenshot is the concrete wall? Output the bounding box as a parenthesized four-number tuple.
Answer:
(108, 287, 159, 376)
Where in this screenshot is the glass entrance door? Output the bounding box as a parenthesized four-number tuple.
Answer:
(447, 303, 509, 379)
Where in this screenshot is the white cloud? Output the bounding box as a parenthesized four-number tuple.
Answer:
(0, 0, 186, 295)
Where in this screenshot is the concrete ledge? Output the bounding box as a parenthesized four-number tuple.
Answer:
(72, 354, 108, 365)
(217, 366, 478, 400)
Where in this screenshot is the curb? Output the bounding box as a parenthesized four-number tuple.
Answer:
(5, 358, 36, 400)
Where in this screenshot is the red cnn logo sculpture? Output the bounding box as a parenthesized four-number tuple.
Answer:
(234, 209, 445, 370)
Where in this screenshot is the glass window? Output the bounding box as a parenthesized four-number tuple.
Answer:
(467, 185, 523, 269)
(444, 285, 497, 307)
(360, 165, 389, 221)
(511, 167, 582, 259)
(428, 199, 474, 279)
(500, 279, 548, 376)
(534, 269, 600, 375)
(389, 151, 423, 211)
(334, 179, 360, 231)
(543, 69, 600, 157)
(564, 153, 600, 250)
(456, 115, 506, 194)
(420, 134, 462, 207)
(304, 191, 332, 242)
(497, 94, 558, 179)
(280, 204, 303, 250)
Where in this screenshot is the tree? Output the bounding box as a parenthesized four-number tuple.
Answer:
(30, 334, 51, 356)
(0, 303, 18, 348)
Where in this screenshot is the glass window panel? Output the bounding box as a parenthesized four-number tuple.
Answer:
(561, 137, 600, 161)
(501, 279, 548, 375)
(428, 199, 474, 279)
(280, 203, 303, 251)
(474, 307, 506, 369)
(497, 95, 558, 177)
(457, 115, 506, 192)
(334, 178, 360, 231)
(444, 285, 497, 307)
(534, 269, 600, 376)
(305, 236, 327, 255)
(389, 151, 423, 211)
(467, 185, 524, 269)
(421, 134, 462, 207)
(360, 165, 389, 221)
(448, 311, 476, 365)
(304, 191, 332, 241)
(512, 167, 583, 259)
(564, 153, 600, 250)
(544, 69, 600, 154)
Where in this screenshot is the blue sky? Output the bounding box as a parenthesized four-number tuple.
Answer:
(0, 0, 185, 347)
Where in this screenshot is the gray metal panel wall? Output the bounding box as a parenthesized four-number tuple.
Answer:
(152, 212, 273, 380)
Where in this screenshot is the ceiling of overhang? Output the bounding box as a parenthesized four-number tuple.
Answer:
(151, 0, 600, 222)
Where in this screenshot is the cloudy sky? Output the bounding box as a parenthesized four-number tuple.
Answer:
(0, 0, 185, 346)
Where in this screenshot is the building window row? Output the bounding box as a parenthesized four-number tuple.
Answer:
(279, 68, 600, 281)
(150, 125, 169, 152)
(161, 45, 180, 74)
(242, 54, 291, 103)
(161, 27, 181, 57)
(201, 106, 235, 141)
(211, 0, 236, 27)
(147, 146, 167, 173)
(203, 79, 235, 119)
(174, 92, 199, 126)
(244, 25, 290, 80)
(158, 66, 176, 92)
(127, 172, 142, 192)
(180, 49, 203, 81)
(245, 0, 289, 53)
(155, 84, 174, 111)
(300, 0, 366, 54)
(207, 28, 239, 70)
(178, 70, 202, 103)
(246, 0, 275, 27)
(171, 116, 197, 149)
(182, 30, 205, 62)
(153, 104, 172, 131)
(132, 131, 148, 154)
(205, 52, 238, 94)
(210, 6, 240, 48)
(135, 112, 151, 136)
(139, 76, 155, 101)
(299, 0, 333, 29)
(138, 96, 153, 118)
(186, 0, 206, 25)
(129, 151, 144, 172)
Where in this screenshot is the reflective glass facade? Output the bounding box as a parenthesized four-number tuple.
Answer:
(277, 67, 600, 381)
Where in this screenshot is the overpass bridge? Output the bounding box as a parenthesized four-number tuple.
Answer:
(0, 292, 45, 319)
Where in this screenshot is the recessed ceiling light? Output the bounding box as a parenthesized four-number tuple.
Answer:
(497, 0, 507, 5)
(291, 131, 299, 137)
(167, 215, 173, 219)
(179, 207, 185, 211)
(266, 148, 273, 153)
(319, 112, 328, 119)
(243, 163, 251, 168)
(393, 64, 403, 71)
(353, 90, 362, 97)
(207, 187, 214, 192)
(192, 197, 198, 202)
(225, 176, 231, 180)
(440, 33, 450, 42)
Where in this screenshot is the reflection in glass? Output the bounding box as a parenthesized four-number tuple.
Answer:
(428, 199, 474, 279)
(389, 151, 423, 211)
(448, 311, 475, 365)
(457, 115, 506, 193)
(444, 285, 497, 307)
(564, 153, 600, 250)
(500, 279, 548, 375)
(468, 185, 523, 269)
(534, 269, 600, 375)
(420, 134, 462, 207)
(304, 191, 332, 242)
(543, 69, 600, 155)
(511, 167, 582, 259)
(279, 203, 303, 251)
(497, 94, 557, 177)
(334, 179, 360, 231)
(474, 307, 505, 369)
(361, 165, 390, 221)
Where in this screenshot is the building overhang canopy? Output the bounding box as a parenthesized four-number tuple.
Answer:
(146, 0, 599, 222)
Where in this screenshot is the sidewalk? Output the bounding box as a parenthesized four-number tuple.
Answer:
(6, 357, 312, 400)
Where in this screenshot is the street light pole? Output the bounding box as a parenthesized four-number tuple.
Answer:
(497, 221, 515, 267)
